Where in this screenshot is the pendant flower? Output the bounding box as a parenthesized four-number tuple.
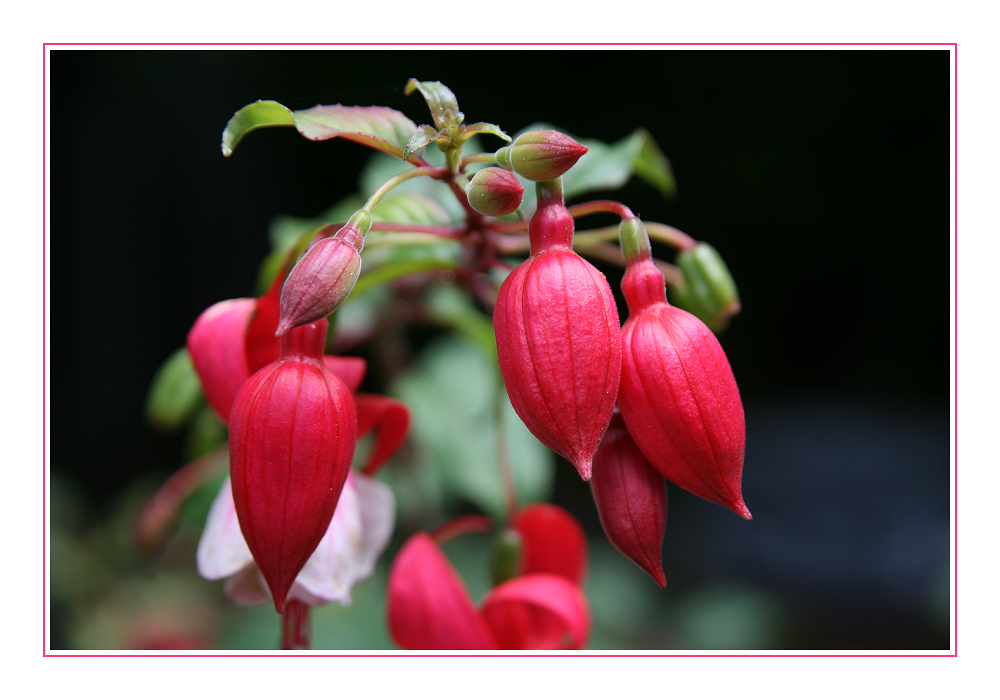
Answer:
(386, 504, 590, 650)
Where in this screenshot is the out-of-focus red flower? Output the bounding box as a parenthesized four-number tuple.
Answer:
(386, 504, 590, 650)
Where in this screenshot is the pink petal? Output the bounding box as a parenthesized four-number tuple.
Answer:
(293, 471, 395, 605)
(481, 573, 590, 650)
(514, 503, 588, 586)
(387, 533, 497, 650)
(196, 476, 254, 580)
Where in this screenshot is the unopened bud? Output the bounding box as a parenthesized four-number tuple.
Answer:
(466, 167, 524, 217)
(495, 130, 588, 182)
(673, 243, 741, 332)
(276, 211, 371, 336)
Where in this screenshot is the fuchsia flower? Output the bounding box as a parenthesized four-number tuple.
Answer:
(615, 218, 750, 520)
(197, 470, 394, 607)
(386, 504, 590, 651)
(228, 319, 357, 613)
(493, 178, 621, 480)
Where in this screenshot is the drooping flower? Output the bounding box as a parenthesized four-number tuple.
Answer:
(616, 218, 750, 519)
(591, 410, 667, 587)
(197, 470, 394, 607)
(493, 178, 621, 480)
(386, 504, 590, 650)
(228, 319, 357, 612)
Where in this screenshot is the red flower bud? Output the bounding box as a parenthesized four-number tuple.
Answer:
(496, 130, 588, 182)
(618, 257, 750, 520)
(276, 212, 370, 336)
(591, 411, 667, 587)
(229, 319, 358, 612)
(494, 181, 621, 480)
(466, 167, 524, 217)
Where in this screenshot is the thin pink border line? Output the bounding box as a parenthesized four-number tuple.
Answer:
(41, 42, 959, 659)
(42, 42, 957, 47)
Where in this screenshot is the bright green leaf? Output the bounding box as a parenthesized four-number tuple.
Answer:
(221, 100, 295, 156)
(145, 348, 203, 431)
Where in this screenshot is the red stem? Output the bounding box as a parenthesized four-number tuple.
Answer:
(281, 599, 312, 650)
(431, 515, 494, 544)
(567, 200, 635, 220)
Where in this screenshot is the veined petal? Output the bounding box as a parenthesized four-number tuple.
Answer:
(481, 573, 590, 650)
(387, 533, 497, 650)
(514, 503, 588, 586)
(293, 472, 395, 605)
(196, 476, 254, 580)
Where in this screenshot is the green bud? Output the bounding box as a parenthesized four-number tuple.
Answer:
(496, 130, 588, 182)
(672, 243, 741, 332)
(490, 528, 523, 586)
(466, 167, 525, 217)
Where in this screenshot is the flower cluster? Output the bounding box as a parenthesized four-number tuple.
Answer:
(141, 78, 748, 651)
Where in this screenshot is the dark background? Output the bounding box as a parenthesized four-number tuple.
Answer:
(50, 49, 951, 649)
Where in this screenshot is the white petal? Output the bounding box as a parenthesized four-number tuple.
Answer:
(196, 477, 255, 580)
(294, 471, 396, 605)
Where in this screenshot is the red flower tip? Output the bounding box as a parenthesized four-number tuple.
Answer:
(354, 393, 411, 476)
(229, 319, 357, 613)
(591, 412, 667, 587)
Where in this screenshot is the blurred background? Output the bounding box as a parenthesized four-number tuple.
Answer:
(49, 49, 951, 651)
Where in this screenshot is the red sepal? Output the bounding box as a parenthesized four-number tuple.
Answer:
(186, 298, 255, 424)
(322, 355, 367, 393)
(513, 503, 588, 585)
(355, 393, 411, 476)
(387, 533, 498, 650)
(481, 573, 590, 650)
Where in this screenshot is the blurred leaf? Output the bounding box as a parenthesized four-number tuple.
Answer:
(351, 257, 459, 300)
(183, 406, 228, 462)
(221, 100, 295, 157)
(631, 128, 677, 198)
(667, 581, 793, 650)
(360, 151, 464, 222)
(145, 348, 203, 432)
(390, 335, 553, 520)
(424, 285, 497, 362)
(371, 191, 452, 227)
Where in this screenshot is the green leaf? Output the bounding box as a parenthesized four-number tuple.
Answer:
(390, 336, 554, 520)
(145, 348, 203, 431)
(631, 128, 677, 198)
(221, 100, 296, 157)
(457, 122, 511, 145)
(350, 257, 459, 299)
(405, 79, 464, 129)
(292, 104, 421, 162)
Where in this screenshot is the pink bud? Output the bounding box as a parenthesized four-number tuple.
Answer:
(276, 215, 369, 336)
(466, 167, 524, 217)
(228, 319, 358, 612)
(591, 411, 667, 587)
(618, 258, 750, 519)
(494, 182, 621, 480)
(496, 130, 588, 182)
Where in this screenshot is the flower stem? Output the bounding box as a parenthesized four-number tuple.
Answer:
(567, 200, 634, 220)
(460, 152, 497, 168)
(363, 166, 445, 213)
(281, 600, 311, 650)
(494, 374, 519, 524)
